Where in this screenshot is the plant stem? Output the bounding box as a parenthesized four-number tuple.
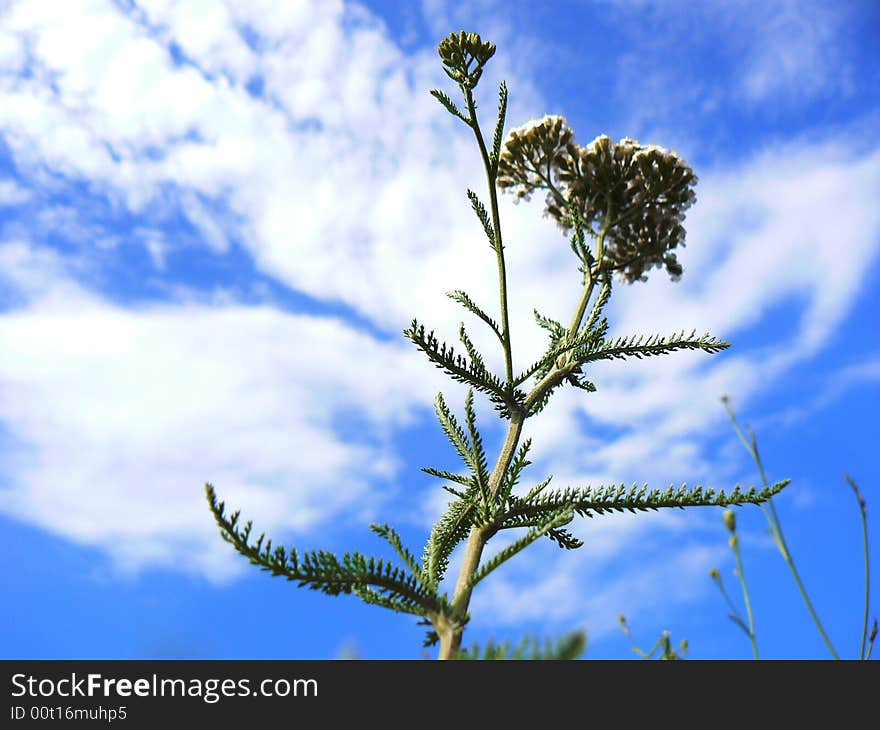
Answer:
(464, 88, 513, 386)
(723, 401, 840, 659)
(568, 266, 596, 336)
(567, 210, 608, 337)
(440, 88, 609, 659)
(439, 86, 521, 660)
(439, 414, 525, 659)
(731, 536, 759, 659)
(844, 473, 870, 660)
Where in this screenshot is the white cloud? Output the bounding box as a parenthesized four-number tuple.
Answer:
(757, 356, 880, 430)
(470, 510, 727, 638)
(0, 240, 436, 577)
(601, 0, 855, 105)
(737, 1, 853, 103)
(0, 0, 547, 339)
(0, 177, 30, 206)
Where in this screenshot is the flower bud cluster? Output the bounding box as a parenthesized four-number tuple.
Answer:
(438, 31, 496, 90)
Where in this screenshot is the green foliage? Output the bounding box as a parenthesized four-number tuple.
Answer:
(583, 280, 612, 334)
(497, 437, 533, 505)
(204, 28, 793, 660)
(496, 480, 790, 528)
(577, 330, 729, 364)
(429, 88, 470, 125)
(420, 487, 477, 589)
(370, 523, 424, 583)
(205, 484, 464, 626)
(446, 289, 503, 345)
(403, 318, 524, 416)
(467, 188, 496, 250)
(458, 630, 587, 660)
(489, 80, 508, 173)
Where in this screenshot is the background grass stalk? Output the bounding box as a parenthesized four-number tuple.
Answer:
(723, 399, 839, 659)
(844, 474, 871, 660)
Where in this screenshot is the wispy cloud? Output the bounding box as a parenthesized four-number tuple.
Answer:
(0, 177, 30, 206)
(470, 510, 727, 638)
(0, 239, 435, 577)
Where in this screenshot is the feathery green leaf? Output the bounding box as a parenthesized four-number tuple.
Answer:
(447, 289, 503, 344)
(370, 523, 424, 583)
(421, 466, 475, 488)
(429, 88, 471, 124)
(497, 479, 791, 527)
(498, 437, 533, 505)
(489, 80, 508, 172)
(467, 188, 496, 250)
(574, 330, 729, 365)
(582, 280, 612, 335)
(463, 389, 492, 516)
(422, 488, 480, 587)
(404, 318, 515, 410)
(457, 630, 586, 660)
(206, 484, 447, 618)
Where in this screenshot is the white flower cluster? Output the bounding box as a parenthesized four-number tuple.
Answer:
(498, 116, 697, 283)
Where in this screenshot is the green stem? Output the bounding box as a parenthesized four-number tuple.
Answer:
(723, 401, 840, 659)
(731, 536, 759, 659)
(438, 86, 520, 660)
(568, 269, 596, 337)
(464, 88, 513, 386)
(567, 205, 609, 337)
(844, 474, 870, 660)
(438, 414, 524, 659)
(712, 571, 746, 624)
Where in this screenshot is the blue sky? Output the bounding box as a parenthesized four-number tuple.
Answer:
(1, 0, 878, 660)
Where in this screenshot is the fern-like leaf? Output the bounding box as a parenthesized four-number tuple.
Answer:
(206, 485, 449, 619)
(497, 437, 533, 505)
(433, 392, 472, 465)
(489, 80, 508, 172)
(370, 523, 424, 584)
(546, 525, 584, 550)
(581, 280, 612, 335)
(574, 330, 729, 365)
(521, 474, 554, 503)
(467, 188, 496, 250)
(429, 88, 470, 124)
(404, 319, 511, 407)
(447, 289, 503, 345)
(421, 467, 474, 488)
(515, 318, 608, 387)
(353, 586, 428, 617)
(422, 488, 480, 587)
(459, 323, 488, 375)
(457, 630, 586, 660)
(533, 309, 566, 340)
(497, 480, 791, 526)
(463, 389, 492, 516)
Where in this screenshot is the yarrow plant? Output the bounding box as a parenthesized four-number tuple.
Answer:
(205, 31, 789, 660)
